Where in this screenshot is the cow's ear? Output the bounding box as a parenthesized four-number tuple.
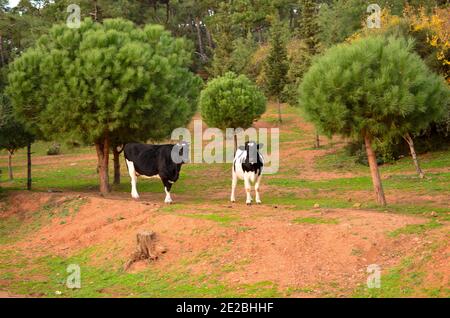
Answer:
(238, 146, 246, 151)
(257, 143, 264, 149)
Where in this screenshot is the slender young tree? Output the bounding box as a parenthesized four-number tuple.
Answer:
(299, 36, 449, 205)
(265, 17, 288, 123)
(208, 3, 235, 77)
(299, 0, 321, 147)
(0, 96, 34, 181)
(8, 19, 201, 194)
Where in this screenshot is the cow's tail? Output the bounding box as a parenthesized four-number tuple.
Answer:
(122, 144, 130, 171)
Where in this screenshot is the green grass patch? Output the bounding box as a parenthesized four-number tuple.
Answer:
(316, 148, 450, 174)
(353, 240, 449, 298)
(0, 248, 282, 298)
(0, 216, 22, 244)
(182, 213, 239, 225)
(0, 197, 87, 245)
(292, 217, 339, 225)
(0, 141, 93, 159)
(388, 220, 443, 238)
(315, 149, 366, 173)
(353, 257, 449, 298)
(268, 172, 450, 194)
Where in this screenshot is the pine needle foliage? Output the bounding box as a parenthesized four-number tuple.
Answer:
(299, 35, 449, 142)
(7, 18, 202, 144)
(200, 72, 266, 130)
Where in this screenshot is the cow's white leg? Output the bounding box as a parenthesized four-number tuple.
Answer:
(244, 174, 252, 205)
(255, 174, 262, 204)
(126, 159, 140, 199)
(230, 169, 238, 203)
(164, 187, 173, 204)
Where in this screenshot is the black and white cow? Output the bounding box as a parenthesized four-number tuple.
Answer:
(124, 142, 189, 203)
(231, 141, 264, 205)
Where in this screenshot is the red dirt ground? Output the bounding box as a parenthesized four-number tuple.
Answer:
(3, 191, 447, 296)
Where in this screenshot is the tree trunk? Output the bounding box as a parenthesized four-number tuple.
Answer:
(113, 147, 121, 185)
(7, 150, 13, 180)
(404, 133, 425, 179)
(0, 34, 5, 66)
(165, 2, 170, 24)
(124, 231, 167, 271)
(95, 133, 110, 194)
(195, 17, 205, 61)
(364, 133, 387, 206)
(27, 143, 32, 191)
(205, 26, 213, 49)
(234, 133, 238, 155)
(314, 130, 320, 148)
(91, 0, 100, 22)
(277, 99, 282, 123)
(289, 9, 294, 30)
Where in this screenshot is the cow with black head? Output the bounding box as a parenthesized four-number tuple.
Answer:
(124, 141, 189, 203)
(231, 141, 264, 205)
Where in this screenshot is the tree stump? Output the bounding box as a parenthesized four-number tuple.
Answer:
(124, 231, 167, 271)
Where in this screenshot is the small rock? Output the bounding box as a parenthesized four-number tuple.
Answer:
(273, 205, 278, 209)
(430, 211, 438, 217)
(156, 245, 167, 254)
(353, 203, 362, 208)
(48, 189, 63, 193)
(347, 198, 352, 202)
(313, 203, 320, 209)
(55, 291, 62, 295)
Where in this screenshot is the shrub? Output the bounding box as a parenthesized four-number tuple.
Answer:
(47, 143, 61, 156)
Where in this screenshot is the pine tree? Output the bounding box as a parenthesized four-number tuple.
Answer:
(299, 0, 320, 56)
(200, 72, 266, 152)
(299, 0, 321, 147)
(265, 17, 288, 123)
(299, 36, 449, 206)
(7, 19, 202, 194)
(208, 3, 234, 77)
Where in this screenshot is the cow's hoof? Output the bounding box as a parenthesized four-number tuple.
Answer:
(246, 202, 252, 206)
(256, 201, 262, 205)
(132, 195, 140, 200)
(165, 199, 173, 204)
(230, 199, 236, 203)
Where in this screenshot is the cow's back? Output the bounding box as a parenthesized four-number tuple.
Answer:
(124, 143, 149, 162)
(124, 143, 177, 177)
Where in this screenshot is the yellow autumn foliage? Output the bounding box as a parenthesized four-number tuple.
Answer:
(404, 5, 449, 84)
(348, 6, 449, 85)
